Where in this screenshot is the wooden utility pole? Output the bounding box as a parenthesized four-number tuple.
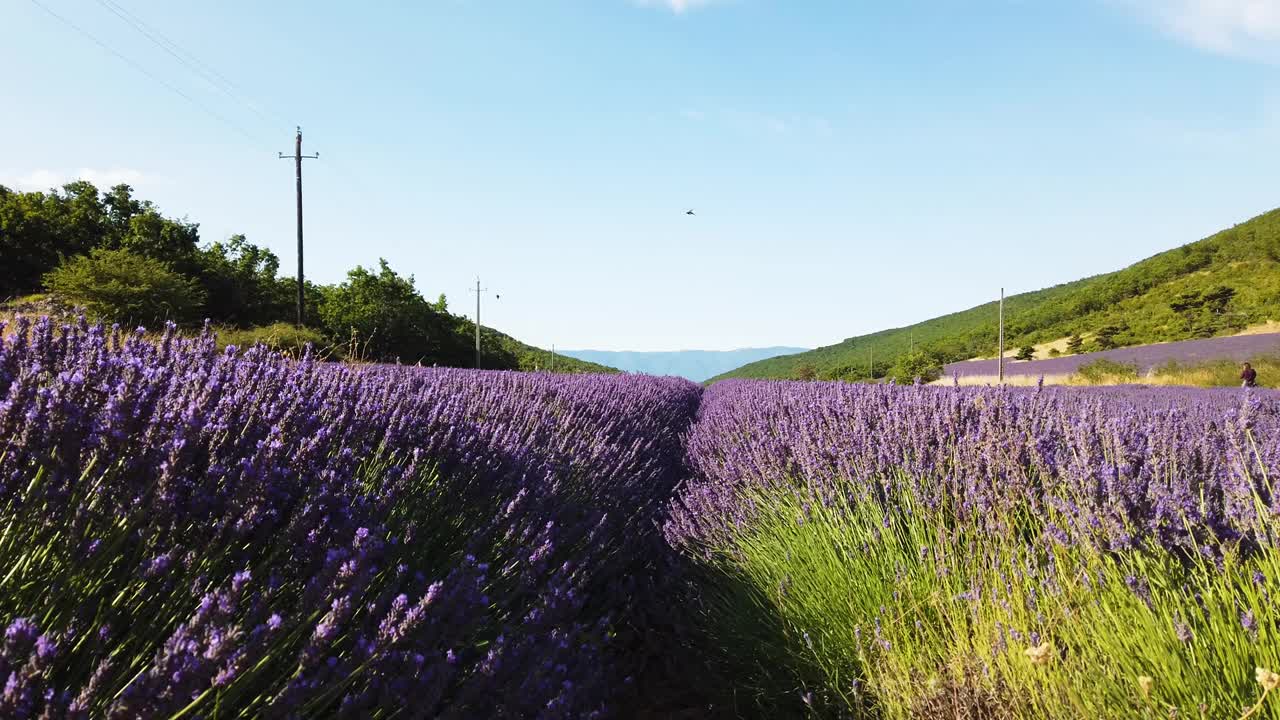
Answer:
(470, 278, 495, 369)
(279, 127, 318, 326)
(998, 288, 1005, 384)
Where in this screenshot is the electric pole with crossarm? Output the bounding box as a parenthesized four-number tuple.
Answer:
(470, 278, 498, 369)
(998, 287, 1005, 384)
(279, 127, 318, 327)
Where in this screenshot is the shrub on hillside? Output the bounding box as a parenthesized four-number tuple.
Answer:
(1074, 357, 1139, 384)
(216, 322, 340, 360)
(1092, 324, 1124, 351)
(792, 363, 818, 381)
(319, 260, 471, 366)
(887, 349, 943, 384)
(43, 247, 205, 325)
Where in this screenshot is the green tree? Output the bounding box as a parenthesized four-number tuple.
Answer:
(44, 248, 206, 325)
(1066, 334, 1084, 355)
(116, 208, 201, 269)
(195, 235, 290, 326)
(1169, 286, 1236, 337)
(887, 349, 943, 384)
(793, 363, 818, 381)
(1093, 325, 1123, 351)
(1015, 345, 1036, 361)
(1202, 286, 1236, 315)
(0, 182, 108, 297)
(103, 183, 143, 241)
(0, 181, 204, 299)
(1170, 291, 1205, 334)
(318, 259, 470, 365)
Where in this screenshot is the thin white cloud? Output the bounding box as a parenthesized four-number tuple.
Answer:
(1125, 0, 1280, 60)
(3, 168, 158, 192)
(632, 0, 722, 14)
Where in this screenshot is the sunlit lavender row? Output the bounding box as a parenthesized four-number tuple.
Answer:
(0, 316, 700, 718)
(669, 380, 1280, 556)
(668, 379, 1280, 717)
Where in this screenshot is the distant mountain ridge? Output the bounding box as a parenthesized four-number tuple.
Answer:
(560, 347, 807, 382)
(713, 207, 1280, 382)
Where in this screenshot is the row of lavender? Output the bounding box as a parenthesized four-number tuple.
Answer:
(666, 379, 1280, 716)
(669, 380, 1280, 557)
(943, 332, 1280, 378)
(0, 317, 701, 718)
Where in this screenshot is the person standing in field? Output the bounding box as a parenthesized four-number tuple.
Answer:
(1241, 362, 1258, 388)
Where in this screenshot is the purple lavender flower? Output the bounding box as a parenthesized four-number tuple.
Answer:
(1242, 610, 1258, 639)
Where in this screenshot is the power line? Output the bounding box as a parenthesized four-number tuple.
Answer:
(33, 0, 387, 248)
(93, 0, 290, 131)
(28, 0, 268, 147)
(89, 0, 379, 201)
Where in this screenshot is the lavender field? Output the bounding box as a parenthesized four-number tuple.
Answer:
(670, 380, 1280, 718)
(0, 316, 700, 718)
(943, 332, 1280, 380)
(4, 316, 1280, 718)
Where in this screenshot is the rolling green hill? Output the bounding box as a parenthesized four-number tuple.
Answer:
(469, 322, 616, 374)
(714, 207, 1280, 382)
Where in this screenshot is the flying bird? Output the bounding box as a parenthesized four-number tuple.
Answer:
(686, 209, 695, 216)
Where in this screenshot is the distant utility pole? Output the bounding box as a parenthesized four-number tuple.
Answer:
(998, 287, 1005, 384)
(279, 127, 318, 327)
(470, 278, 495, 369)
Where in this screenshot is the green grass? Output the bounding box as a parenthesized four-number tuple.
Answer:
(1143, 357, 1280, 389)
(1071, 358, 1140, 385)
(214, 322, 341, 360)
(691, 468, 1280, 718)
(715, 207, 1280, 382)
(1064, 356, 1280, 389)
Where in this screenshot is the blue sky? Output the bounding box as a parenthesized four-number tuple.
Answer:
(3, 0, 1279, 351)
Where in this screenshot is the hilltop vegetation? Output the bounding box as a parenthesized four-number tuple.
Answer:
(715, 208, 1280, 382)
(0, 181, 609, 373)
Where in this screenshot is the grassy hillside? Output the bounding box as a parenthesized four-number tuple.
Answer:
(469, 321, 616, 374)
(715, 207, 1280, 382)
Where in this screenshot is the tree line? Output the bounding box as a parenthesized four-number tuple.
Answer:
(0, 181, 523, 368)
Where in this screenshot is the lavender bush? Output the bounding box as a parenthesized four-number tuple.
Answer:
(669, 380, 1280, 718)
(0, 316, 700, 718)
